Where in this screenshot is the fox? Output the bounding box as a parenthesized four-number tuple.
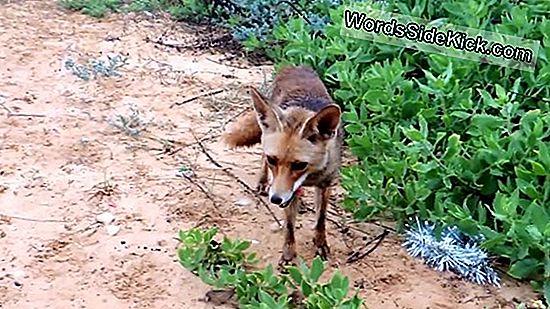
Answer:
(222, 65, 343, 267)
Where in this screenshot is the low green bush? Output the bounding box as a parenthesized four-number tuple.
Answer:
(177, 227, 365, 308)
(271, 0, 550, 303)
(58, 0, 213, 20)
(59, 0, 122, 17)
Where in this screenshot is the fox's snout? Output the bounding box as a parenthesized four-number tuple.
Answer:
(268, 186, 295, 207)
(267, 172, 307, 207)
(269, 194, 284, 205)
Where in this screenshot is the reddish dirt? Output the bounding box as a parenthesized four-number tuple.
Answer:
(0, 1, 539, 308)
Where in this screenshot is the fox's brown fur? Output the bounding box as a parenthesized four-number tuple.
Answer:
(222, 110, 261, 148)
(222, 65, 343, 267)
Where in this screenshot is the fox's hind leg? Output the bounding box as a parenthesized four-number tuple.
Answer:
(256, 155, 269, 196)
(313, 186, 330, 260)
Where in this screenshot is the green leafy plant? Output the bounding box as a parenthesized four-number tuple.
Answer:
(162, 0, 217, 23)
(270, 0, 550, 304)
(58, 0, 213, 20)
(286, 258, 364, 308)
(176, 227, 366, 308)
(59, 0, 122, 17)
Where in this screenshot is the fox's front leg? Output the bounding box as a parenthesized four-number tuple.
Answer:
(278, 198, 298, 270)
(313, 186, 330, 260)
(256, 155, 269, 196)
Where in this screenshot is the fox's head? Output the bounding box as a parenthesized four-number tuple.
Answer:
(250, 86, 341, 207)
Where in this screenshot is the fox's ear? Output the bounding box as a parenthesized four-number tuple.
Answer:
(300, 104, 341, 142)
(250, 86, 283, 133)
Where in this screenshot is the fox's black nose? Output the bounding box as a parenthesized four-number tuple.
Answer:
(270, 195, 283, 205)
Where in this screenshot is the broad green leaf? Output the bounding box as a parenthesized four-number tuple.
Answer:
(403, 127, 424, 142)
(478, 89, 500, 108)
(419, 115, 428, 139)
(525, 225, 543, 242)
(363, 90, 386, 103)
(458, 218, 479, 235)
(529, 160, 547, 176)
(411, 161, 438, 173)
(442, 134, 461, 161)
(235, 241, 251, 251)
(451, 111, 471, 119)
(258, 290, 277, 307)
(471, 114, 504, 131)
(524, 203, 549, 234)
(286, 266, 303, 285)
(521, 109, 541, 129)
(301, 280, 313, 297)
(495, 84, 507, 100)
(310, 256, 325, 283)
(516, 178, 540, 199)
(508, 258, 540, 279)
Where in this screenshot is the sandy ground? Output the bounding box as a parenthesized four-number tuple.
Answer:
(0, 1, 540, 308)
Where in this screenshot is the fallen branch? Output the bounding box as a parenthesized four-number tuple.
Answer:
(206, 57, 250, 70)
(346, 229, 389, 264)
(145, 36, 186, 51)
(0, 103, 46, 118)
(170, 89, 225, 108)
(0, 213, 67, 223)
(190, 131, 283, 228)
(179, 170, 220, 208)
(302, 202, 397, 236)
(328, 202, 397, 232)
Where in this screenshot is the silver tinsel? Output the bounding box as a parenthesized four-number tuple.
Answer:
(403, 217, 501, 287)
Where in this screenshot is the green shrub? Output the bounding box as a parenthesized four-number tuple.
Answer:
(177, 227, 365, 308)
(59, 0, 213, 20)
(271, 0, 550, 303)
(59, 0, 122, 17)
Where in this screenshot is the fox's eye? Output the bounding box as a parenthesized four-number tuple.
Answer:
(290, 161, 308, 171)
(266, 156, 278, 166)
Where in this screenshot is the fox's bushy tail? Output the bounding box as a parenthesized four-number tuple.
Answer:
(221, 110, 261, 148)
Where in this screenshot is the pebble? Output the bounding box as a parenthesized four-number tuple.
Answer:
(96, 212, 114, 225)
(106, 225, 120, 236)
(234, 197, 252, 207)
(270, 221, 284, 232)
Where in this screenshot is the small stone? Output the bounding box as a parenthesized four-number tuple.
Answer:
(96, 212, 114, 225)
(271, 221, 284, 232)
(234, 197, 252, 207)
(106, 225, 120, 236)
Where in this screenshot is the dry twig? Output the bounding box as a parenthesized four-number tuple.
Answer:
(170, 89, 225, 108)
(0, 213, 66, 223)
(346, 229, 390, 263)
(178, 169, 220, 207)
(86, 172, 120, 202)
(190, 131, 283, 228)
(0, 102, 46, 118)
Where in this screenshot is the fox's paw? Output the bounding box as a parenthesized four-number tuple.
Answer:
(277, 247, 297, 273)
(314, 242, 330, 261)
(277, 256, 297, 274)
